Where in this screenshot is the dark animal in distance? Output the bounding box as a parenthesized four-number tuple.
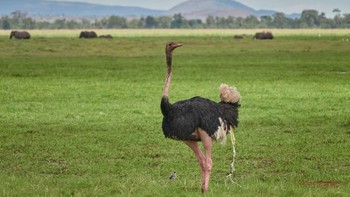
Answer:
(79, 31, 97, 38)
(253, 31, 273, 40)
(98, 34, 113, 39)
(10, 31, 31, 39)
(161, 42, 240, 192)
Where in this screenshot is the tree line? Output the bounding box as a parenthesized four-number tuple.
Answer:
(1, 9, 350, 30)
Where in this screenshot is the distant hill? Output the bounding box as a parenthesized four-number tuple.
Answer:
(0, 0, 299, 19)
(169, 0, 299, 19)
(0, 0, 164, 17)
(169, 0, 257, 19)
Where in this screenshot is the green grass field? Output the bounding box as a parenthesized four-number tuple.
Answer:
(0, 30, 350, 196)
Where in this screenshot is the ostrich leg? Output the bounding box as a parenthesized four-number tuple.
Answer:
(185, 129, 213, 192)
(184, 141, 206, 189)
(198, 129, 213, 192)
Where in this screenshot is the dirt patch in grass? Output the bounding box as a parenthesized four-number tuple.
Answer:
(303, 181, 342, 188)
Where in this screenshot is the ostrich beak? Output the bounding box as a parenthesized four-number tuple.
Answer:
(174, 43, 182, 48)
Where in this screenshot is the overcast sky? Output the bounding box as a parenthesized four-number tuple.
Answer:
(57, 0, 349, 17)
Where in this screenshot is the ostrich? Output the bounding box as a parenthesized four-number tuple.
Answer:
(161, 42, 241, 192)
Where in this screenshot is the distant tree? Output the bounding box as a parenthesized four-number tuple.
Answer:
(22, 17, 35, 29)
(318, 12, 331, 28)
(273, 12, 289, 28)
(188, 19, 204, 28)
(145, 16, 157, 28)
(2, 19, 11, 29)
(126, 18, 140, 28)
(206, 16, 216, 28)
(137, 17, 146, 28)
(333, 8, 342, 26)
(300, 10, 319, 28)
(214, 17, 225, 28)
(244, 15, 259, 28)
(236, 17, 245, 28)
(225, 16, 235, 28)
(93, 19, 104, 29)
(81, 18, 92, 28)
(344, 13, 350, 26)
(54, 19, 66, 29)
(259, 15, 273, 28)
(332, 8, 341, 15)
(66, 20, 79, 29)
(107, 15, 127, 28)
(157, 16, 172, 28)
(35, 21, 51, 29)
(171, 13, 185, 28)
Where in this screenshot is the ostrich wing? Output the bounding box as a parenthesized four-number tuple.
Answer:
(162, 97, 222, 141)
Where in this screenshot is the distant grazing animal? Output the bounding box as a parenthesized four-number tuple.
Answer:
(79, 31, 97, 38)
(9, 31, 31, 39)
(253, 31, 273, 40)
(98, 34, 113, 39)
(161, 42, 241, 192)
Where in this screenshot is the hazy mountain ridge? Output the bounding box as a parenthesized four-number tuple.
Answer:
(0, 0, 164, 17)
(0, 0, 298, 19)
(169, 0, 256, 18)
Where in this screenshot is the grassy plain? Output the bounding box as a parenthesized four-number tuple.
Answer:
(0, 30, 350, 196)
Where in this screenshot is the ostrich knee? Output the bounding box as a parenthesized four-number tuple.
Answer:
(203, 157, 213, 174)
(207, 157, 213, 172)
(199, 156, 206, 169)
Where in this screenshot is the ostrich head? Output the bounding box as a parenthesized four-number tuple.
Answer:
(219, 83, 241, 103)
(165, 42, 182, 54)
(165, 42, 182, 68)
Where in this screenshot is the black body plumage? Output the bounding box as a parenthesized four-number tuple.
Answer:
(161, 96, 239, 141)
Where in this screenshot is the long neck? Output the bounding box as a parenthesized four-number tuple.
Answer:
(161, 51, 173, 116)
(162, 52, 172, 98)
